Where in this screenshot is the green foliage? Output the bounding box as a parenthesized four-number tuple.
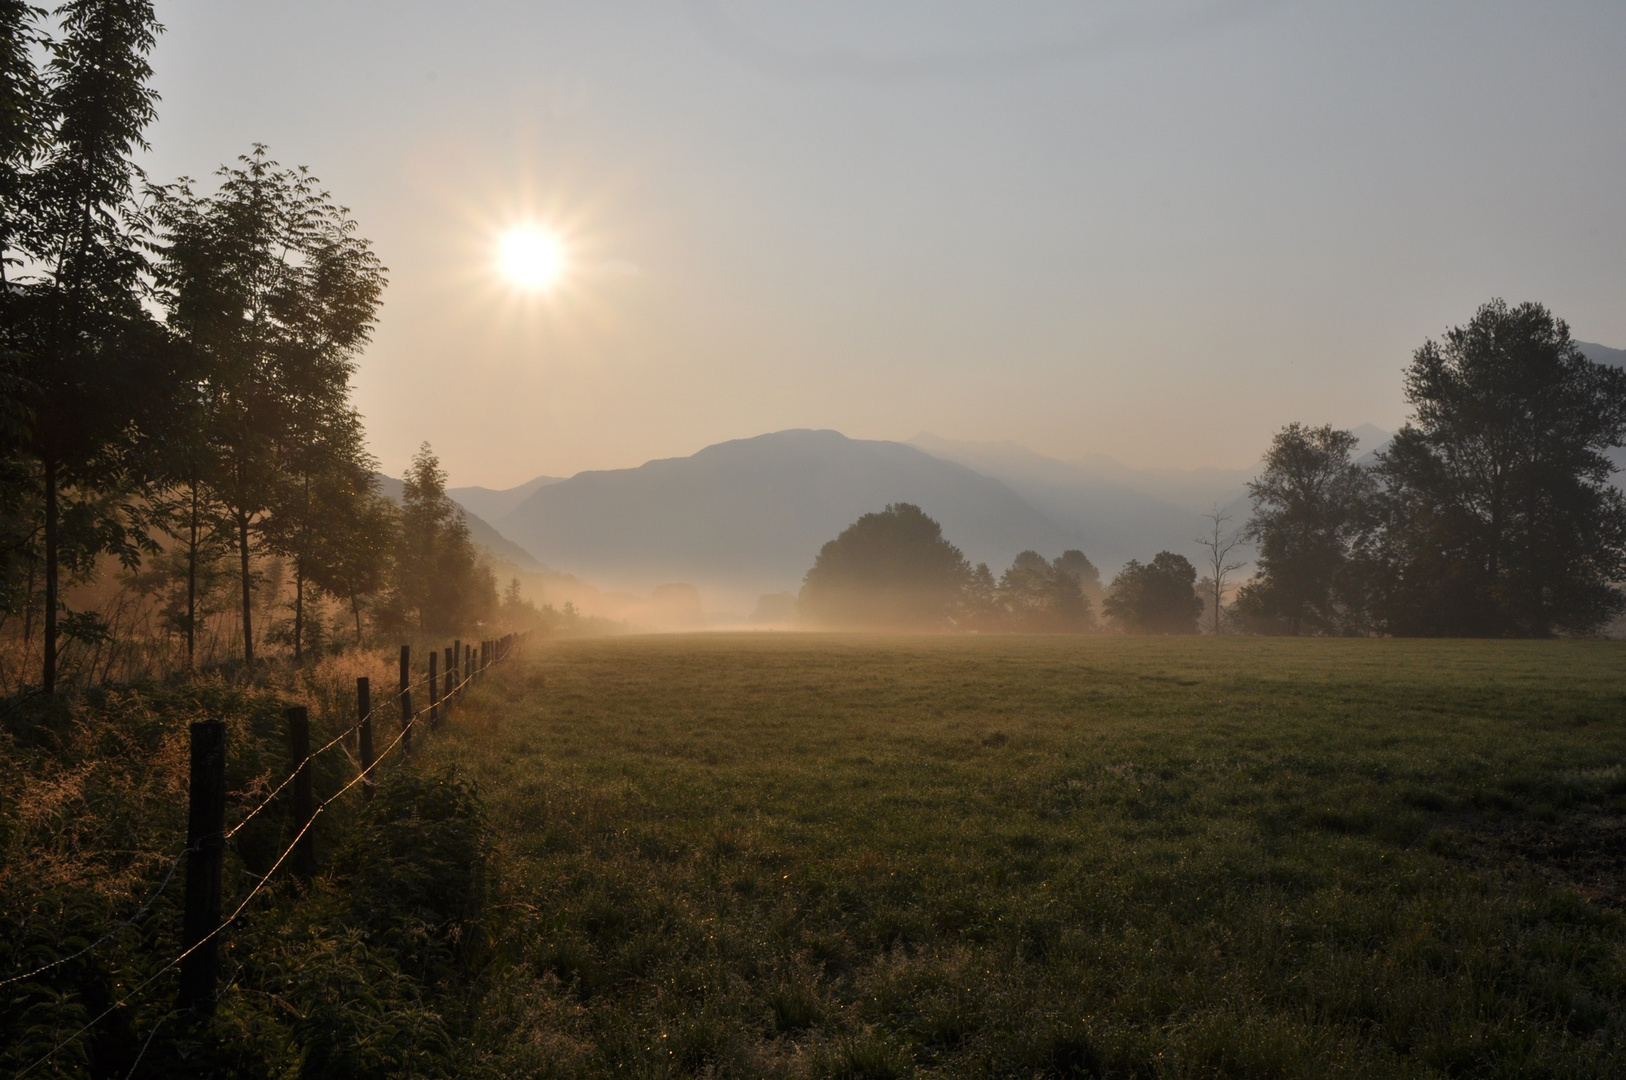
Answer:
(1238, 423, 1374, 635)
(344, 766, 490, 983)
(385, 444, 495, 635)
(1103, 550, 1203, 634)
(1, 0, 173, 691)
(1372, 299, 1626, 637)
(993, 549, 1095, 632)
(148, 146, 388, 667)
(800, 503, 973, 629)
(1241, 301, 1626, 638)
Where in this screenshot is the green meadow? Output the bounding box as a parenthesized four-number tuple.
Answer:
(419, 634, 1626, 1078)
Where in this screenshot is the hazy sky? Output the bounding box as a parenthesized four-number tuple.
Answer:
(141, 1, 1626, 487)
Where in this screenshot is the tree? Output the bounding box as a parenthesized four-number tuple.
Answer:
(1054, 549, 1102, 605)
(997, 550, 1094, 632)
(390, 444, 495, 633)
(3, 0, 169, 690)
(1102, 551, 1203, 634)
(265, 405, 376, 659)
(1195, 506, 1246, 634)
(149, 147, 386, 665)
(1236, 423, 1372, 635)
(316, 486, 395, 645)
(1371, 300, 1626, 636)
(798, 503, 971, 628)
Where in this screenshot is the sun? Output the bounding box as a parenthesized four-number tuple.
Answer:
(499, 227, 565, 290)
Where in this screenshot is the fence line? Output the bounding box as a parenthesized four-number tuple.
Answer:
(7, 631, 530, 1079)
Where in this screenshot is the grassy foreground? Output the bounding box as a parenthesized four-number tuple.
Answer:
(422, 633, 1626, 1078)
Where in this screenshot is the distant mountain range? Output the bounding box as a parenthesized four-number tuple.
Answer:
(371, 472, 545, 571)
(494, 430, 1081, 605)
(1579, 341, 1626, 368)
(403, 339, 1623, 615)
(448, 475, 563, 524)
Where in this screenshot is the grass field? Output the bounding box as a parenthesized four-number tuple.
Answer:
(423, 633, 1626, 1079)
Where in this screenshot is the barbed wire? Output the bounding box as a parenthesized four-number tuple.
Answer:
(9, 637, 524, 1079)
(0, 848, 187, 990)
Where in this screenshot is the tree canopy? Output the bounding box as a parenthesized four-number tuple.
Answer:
(1103, 551, 1203, 635)
(798, 503, 971, 628)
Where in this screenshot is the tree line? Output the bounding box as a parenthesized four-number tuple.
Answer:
(1239, 300, 1626, 637)
(0, 2, 498, 691)
(796, 501, 1210, 634)
(798, 300, 1626, 638)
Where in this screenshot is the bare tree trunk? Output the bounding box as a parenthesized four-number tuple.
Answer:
(293, 558, 304, 662)
(43, 458, 58, 693)
(237, 510, 254, 668)
(352, 593, 363, 646)
(187, 482, 200, 669)
(22, 547, 36, 652)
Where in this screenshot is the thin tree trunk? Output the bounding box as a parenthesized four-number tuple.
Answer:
(238, 510, 254, 667)
(43, 458, 58, 693)
(352, 594, 363, 646)
(22, 548, 36, 651)
(187, 482, 200, 669)
(293, 558, 304, 662)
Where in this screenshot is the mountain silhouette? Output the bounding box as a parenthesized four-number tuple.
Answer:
(497, 429, 1083, 603)
(372, 472, 544, 570)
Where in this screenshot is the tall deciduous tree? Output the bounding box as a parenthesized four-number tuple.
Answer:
(798, 503, 971, 628)
(1372, 300, 1626, 636)
(150, 147, 385, 665)
(4, 0, 167, 690)
(1102, 551, 1203, 635)
(1236, 423, 1372, 635)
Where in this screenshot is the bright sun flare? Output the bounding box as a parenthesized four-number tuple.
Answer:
(499, 228, 565, 290)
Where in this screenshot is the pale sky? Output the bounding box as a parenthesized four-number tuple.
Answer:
(141, 1, 1626, 487)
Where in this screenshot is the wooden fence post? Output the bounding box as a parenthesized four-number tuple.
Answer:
(453, 639, 461, 694)
(286, 707, 316, 881)
(443, 646, 454, 712)
(357, 676, 374, 803)
(429, 650, 440, 730)
(178, 721, 226, 1014)
(464, 642, 472, 688)
(399, 644, 413, 755)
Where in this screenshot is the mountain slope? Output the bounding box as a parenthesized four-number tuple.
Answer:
(449, 475, 563, 524)
(499, 429, 1084, 600)
(1577, 340, 1626, 368)
(373, 473, 544, 570)
(908, 433, 1247, 570)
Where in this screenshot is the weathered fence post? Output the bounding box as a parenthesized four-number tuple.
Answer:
(286, 707, 316, 881)
(429, 650, 440, 730)
(443, 646, 454, 712)
(464, 642, 472, 688)
(178, 721, 226, 1014)
(357, 676, 374, 803)
(453, 639, 461, 694)
(399, 644, 413, 755)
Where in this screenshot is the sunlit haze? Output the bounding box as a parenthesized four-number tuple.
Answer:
(139, 1, 1626, 487)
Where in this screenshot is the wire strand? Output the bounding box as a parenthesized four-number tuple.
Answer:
(9, 637, 525, 1079)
